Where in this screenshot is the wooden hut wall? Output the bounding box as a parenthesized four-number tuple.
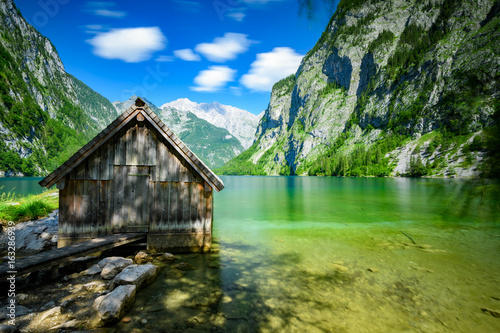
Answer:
(58, 117, 213, 250)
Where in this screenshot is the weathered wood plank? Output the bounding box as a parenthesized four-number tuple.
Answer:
(99, 143, 109, 180)
(182, 184, 190, 233)
(73, 181, 84, 237)
(161, 182, 169, 233)
(0, 233, 147, 279)
(137, 125, 144, 165)
(151, 182, 160, 232)
(205, 188, 212, 232)
(170, 182, 179, 233)
(122, 167, 132, 229)
(147, 127, 157, 166)
(128, 124, 139, 165)
(81, 181, 90, 237)
(112, 166, 125, 231)
(89, 180, 98, 236)
(59, 181, 70, 237)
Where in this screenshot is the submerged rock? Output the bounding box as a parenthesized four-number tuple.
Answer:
(134, 251, 150, 264)
(111, 263, 159, 290)
(172, 262, 196, 271)
(159, 253, 176, 262)
(93, 285, 137, 324)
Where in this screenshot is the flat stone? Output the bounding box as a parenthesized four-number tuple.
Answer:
(99, 257, 134, 280)
(93, 285, 137, 324)
(82, 264, 102, 275)
(50, 319, 82, 330)
(38, 306, 61, 322)
(111, 263, 159, 290)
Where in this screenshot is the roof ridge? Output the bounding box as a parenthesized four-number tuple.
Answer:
(39, 98, 224, 191)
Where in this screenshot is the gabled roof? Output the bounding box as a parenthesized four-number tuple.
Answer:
(39, 98, 224, 192)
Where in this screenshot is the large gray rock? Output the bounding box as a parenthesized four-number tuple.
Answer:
(0, 211, 58, 254)
(111, 263, 159, 290)
(93, 285, 137, 324)
(98, 257, 133, 280)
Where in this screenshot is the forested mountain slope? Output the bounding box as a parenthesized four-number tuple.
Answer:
(218, 0, 500, 177)
(0, 0, 117, 176)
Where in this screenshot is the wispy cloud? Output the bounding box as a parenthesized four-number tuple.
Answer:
(225, 9, 246, 22)
(240, 47, 303, 92)
(174, 49, 201, 61)
(84, 24, 109, 34)
(85, 1, 127, 18)
(172, 0, 203, 13)
(87, 27, 167, 63)
(191, 66, 236, 92)
(195, 33, 256, 62)
(156, 55, 175, 62)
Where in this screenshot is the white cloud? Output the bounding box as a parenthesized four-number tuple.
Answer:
(240, 47, 303, 92)
(87, 27, 167, 63)
(226, 9, 246, 21)
(191, 66, 236, 92)
(174, 49, 201, 61)
(93, 9, 127, 17)
(156, 55, 175, 62)
(85, 2, 127, 18)
(195, 33, 255, 62)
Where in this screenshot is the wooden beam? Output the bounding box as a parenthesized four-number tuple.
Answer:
(0, 233, 146, 279)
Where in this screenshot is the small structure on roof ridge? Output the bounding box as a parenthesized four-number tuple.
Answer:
(39, 97, 224, 253)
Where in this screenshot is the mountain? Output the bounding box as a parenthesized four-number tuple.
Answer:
(218, 0, 500, 177)
(161, 98, 261, 149)
(0, 0, 118, 176)
(113, 96, 245, 169)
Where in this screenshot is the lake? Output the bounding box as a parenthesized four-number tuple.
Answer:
(116, 176, 500, 332)
(0, 177, 45, 196)
(3, 176, 499, 332)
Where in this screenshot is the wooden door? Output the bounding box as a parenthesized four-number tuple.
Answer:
(112, 166, 151, 233)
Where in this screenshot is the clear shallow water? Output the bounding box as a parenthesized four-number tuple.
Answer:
(0, 177, 45, 196)
(113, 176, 500, 333)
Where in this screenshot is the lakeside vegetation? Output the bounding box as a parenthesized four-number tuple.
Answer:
(0, 187, 58, 227)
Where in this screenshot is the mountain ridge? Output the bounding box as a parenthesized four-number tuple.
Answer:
(161, 98, 261, 149)
(0, 0, 118, 176)
(217, 0, 499, 177)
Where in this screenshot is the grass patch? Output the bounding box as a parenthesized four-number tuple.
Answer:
(0, 187, 58, 227)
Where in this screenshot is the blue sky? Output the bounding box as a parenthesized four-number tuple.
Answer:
(15, 0, 337, 115)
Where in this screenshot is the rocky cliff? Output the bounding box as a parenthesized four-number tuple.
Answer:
(0, 0, 117, 176)
(218, 0, 499, 177)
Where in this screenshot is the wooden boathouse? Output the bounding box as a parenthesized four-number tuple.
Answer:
(39, 98, 224, 253)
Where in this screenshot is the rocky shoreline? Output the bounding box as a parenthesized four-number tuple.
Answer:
(0, 211, 184, 332)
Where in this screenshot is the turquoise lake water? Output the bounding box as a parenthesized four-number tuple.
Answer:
(117, 176, 500, 333)
(0, 177, 45, 196)
(3, 176, 499, 332)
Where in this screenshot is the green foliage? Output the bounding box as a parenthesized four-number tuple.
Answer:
(482, 107, 500, 178)
(272, 74, 296, 96)
(368, 30, 394, 52)
(408, 155, 429, 177)
(308, 133, 407, 177)
(319, 80, 346, 97)
(215, 143, 267, 175)
(0, 37, 99, 175)
(175, 112, 244, 169)
(0, 188, 58, 225)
